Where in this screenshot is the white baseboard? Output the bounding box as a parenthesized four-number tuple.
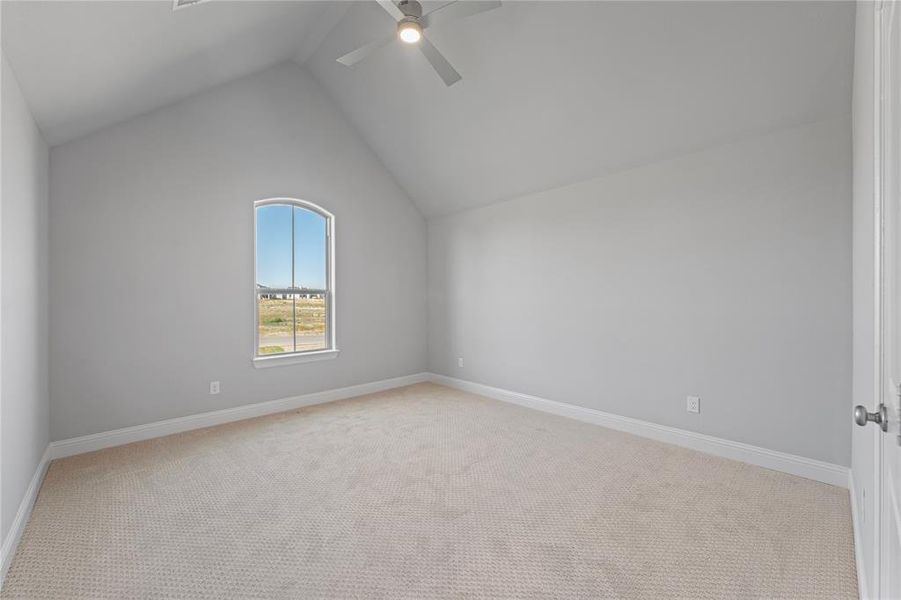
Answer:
(1, 446, 51, 586)
(49, 372, 429, 459)
(428, 373, 850, 488)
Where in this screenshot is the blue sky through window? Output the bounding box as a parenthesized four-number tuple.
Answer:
(256, 204, 327, 289)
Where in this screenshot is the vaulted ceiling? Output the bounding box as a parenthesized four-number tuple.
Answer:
(1, 0, 348, 145)
(3, 0, 854, 217)
(308, 0, 854, 216)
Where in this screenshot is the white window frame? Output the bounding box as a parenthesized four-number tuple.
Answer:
(252, 198, 338, 368)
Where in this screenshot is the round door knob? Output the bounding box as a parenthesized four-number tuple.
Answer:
(854, 404, 888, 431)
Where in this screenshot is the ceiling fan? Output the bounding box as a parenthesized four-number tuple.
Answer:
(336, 0, 501, 86)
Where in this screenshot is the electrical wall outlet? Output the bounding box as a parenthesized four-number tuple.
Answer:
(686, 396, 700, 414)
(210, 381, 220, 395)
(457, 357, 464, 368)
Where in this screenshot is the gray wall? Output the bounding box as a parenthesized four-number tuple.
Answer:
(429, 117, 851, 466)
(1, 54, 49, 544)
(49, 62, 427, 441)
(850, 0, 878, 593)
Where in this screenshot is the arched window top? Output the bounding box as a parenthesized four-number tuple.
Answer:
(255, 197, 334, 221)
(253, 198, 336, 366)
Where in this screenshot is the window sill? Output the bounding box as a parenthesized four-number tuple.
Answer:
(252, 349, 339, 368)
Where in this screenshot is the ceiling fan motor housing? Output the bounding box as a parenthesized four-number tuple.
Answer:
(398, 0, 423, 19)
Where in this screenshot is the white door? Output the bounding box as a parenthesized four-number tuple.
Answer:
(857, 2, 901, 597)
(881, 1, 901, 597)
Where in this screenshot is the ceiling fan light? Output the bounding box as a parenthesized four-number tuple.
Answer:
(398, 19, 422, 44)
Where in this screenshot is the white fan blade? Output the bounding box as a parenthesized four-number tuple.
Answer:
(418, 36, 462, 86)
(423, 0, 501, 29)
(376, 0, 405, 22)
(337, 34, 394, 66)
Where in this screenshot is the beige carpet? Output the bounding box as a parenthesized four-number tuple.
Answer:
(2, 383, 856, 599)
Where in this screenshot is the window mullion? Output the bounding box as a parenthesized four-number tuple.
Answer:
(292, 207, 297, 353)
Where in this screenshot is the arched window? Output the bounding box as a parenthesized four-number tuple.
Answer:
(253, 199, 335, 364)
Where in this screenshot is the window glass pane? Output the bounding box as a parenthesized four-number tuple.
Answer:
(255, 202, 330, 358)
(294, 292, 327, 352)
(257, 293, 294, 355)
(294, 207, 327, 291)
(256, 204, 293, 289)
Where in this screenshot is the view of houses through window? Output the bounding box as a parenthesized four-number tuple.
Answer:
(255, 200, 331, 356)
